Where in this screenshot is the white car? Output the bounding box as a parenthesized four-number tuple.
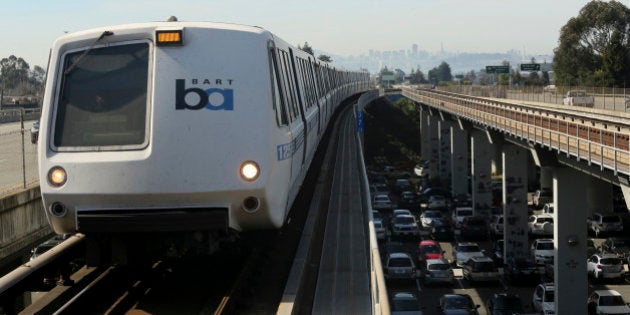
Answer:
(452, 207, 473, 228)
(451, 242, 484, 267)
(587, 213, 624, 237)
(391, 214, 420, 237)
(372, 193, 393, 210)
(420, 210, 443, 229)
(528, 214, 554, 236)
(531, 239, 555, 265)
(587, 253, 625, 281)
(374, 218, 387, 241)
(532, 283, 555, 315)
(587, 290, 630, 315)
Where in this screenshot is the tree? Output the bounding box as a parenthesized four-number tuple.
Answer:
(436, 61, 453, 82)
(318, 55, 332, 62)
(465, 70, 476, 82)
(553, 0, 630, 86)
(31, 66, 46, 84)
(427, 61, 453, 84)
(409, 67, 426, 84)
(1, 55, 30, 90)
(299, 42, 314, 55)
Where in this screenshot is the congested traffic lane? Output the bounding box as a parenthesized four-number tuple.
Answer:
(380, 224, 536, 315)
(380, 216, 630, 315)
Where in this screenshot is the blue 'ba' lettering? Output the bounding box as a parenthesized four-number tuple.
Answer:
(175, 79, 234, 110)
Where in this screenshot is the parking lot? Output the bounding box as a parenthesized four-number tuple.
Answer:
(370, 167, 630, 314)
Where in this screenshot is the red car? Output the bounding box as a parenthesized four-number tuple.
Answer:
(417, 240, 444, 264)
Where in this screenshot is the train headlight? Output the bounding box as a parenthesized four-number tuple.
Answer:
(48, 166, 67, 187)
(240, 161, 260, 182)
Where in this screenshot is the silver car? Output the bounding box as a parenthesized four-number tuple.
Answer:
(385, 252, 419, 281)
(462, 256, 500, 282)
(392, 215, 420, 237)
(588, 213, 624, 237)
(372, 193, 393, 210)
(424, 258, 454, 285)
(452, 242, 484, 267)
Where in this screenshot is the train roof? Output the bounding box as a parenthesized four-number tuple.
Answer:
(53, 18, 272, 44)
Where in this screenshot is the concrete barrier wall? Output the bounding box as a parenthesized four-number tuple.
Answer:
(0, 186, 52, 260)
(357, 90, 379, 112)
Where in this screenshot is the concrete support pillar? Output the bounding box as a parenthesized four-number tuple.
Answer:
(420, 109, 431, 163)
(502, 144, 529, 262)
(492, 148, 501, 176)
(438, 120, 452, 190)
(540, 167, 553, 190)
(471, 129, 493, 216)
(427, 115, 440, 181)
(586, 177, 613, 214)
(450, 125, 469, 197)
(554, 167, 589, 315)
(619, 181, 630, 211)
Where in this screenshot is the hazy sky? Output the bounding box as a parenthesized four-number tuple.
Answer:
(1, 0, 604, 69)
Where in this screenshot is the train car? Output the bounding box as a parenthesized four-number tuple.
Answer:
(38, 17, 369, 249)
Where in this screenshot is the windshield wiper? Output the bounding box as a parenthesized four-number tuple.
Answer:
(64, 31, 114, 75)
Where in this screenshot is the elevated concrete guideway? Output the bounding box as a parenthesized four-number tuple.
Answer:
(400, 86, 630, 315)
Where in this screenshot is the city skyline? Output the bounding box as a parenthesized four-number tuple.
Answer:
(1, 0, 592, 70)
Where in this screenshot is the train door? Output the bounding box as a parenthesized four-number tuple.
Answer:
(276, 48, 304, 188)
(288, 49, 308, 166)
(308, 58, 323, 135)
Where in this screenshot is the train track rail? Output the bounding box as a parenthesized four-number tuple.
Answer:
(405, 87, 630, 177)
(0, 96, 358, 315)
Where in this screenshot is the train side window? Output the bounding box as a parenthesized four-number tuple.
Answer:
(269, 48, 288, 126)
(304, 59, 316, 108)
(297, 59, 312, 109)
(281, 51, 299, 122)
(277, 49, 295, 122)
(306, 60, 318, 105)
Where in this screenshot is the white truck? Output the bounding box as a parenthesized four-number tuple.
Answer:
(563, 90, 594, 107)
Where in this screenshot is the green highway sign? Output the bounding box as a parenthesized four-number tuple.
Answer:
(486, 65, 510, 74)
(520, 63, 541, 71)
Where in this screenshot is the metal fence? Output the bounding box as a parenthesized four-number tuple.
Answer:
(441, 85, 630, 112)
(0, 111, 40, 195)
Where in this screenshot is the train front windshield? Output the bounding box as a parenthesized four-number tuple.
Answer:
(53, 42, 150, 150)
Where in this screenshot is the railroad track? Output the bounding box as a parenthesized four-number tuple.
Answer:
(0, 96, 357, 315)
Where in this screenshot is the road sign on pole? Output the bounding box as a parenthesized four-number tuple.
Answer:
(486, 66, 510, 74)
(520, 63, 541, 71)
